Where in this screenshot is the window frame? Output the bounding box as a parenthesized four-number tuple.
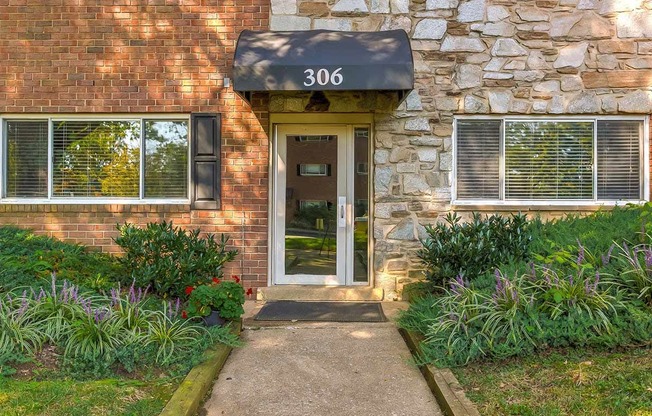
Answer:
(0, 114, 191, 204)
(299, 163, 329, 177)
(452, 115, 650, 206)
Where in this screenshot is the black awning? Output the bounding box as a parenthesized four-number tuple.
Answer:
(233, 30, 414, 102)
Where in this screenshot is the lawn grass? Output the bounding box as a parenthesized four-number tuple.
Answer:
(0, 377, 176, 416)
(452, 346, 652, 416)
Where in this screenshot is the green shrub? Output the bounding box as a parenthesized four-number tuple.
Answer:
(114, 221, 238, 299)
(0, 226, 125, 293)
(418, 212, 531, 286)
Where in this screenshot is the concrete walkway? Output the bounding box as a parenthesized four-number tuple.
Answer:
(201, 301, 442, 416)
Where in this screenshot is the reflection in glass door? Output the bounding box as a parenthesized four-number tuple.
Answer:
(285, 133, 339, 278)
(274, 125, 370, 286)
(353, 127, 369, 283)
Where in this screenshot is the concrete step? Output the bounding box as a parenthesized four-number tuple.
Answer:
(257, 286, 384, 301)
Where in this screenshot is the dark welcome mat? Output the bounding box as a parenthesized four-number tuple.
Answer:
(254, 301, 387, 322)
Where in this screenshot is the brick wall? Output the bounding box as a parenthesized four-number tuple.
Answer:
(0, 0, 271, 294)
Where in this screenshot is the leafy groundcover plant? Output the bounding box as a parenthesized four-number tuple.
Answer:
(185, 278, 249, 320)
(400, 206, 652, 368)
(0, 226, 126, 293)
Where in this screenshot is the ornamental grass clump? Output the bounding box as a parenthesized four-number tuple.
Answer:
(0, 293, 44, 355)
(479, 269, 539, 352)
(63, 304, 125, 360)
(0, 276, 239, 377)
(422, 276, 488, 365)
(537, 266, 618, 334)
(614, 241, 652, 306)
(145, 310, 204, 365)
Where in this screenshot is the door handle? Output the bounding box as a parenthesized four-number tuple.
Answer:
(338, 196, 346, 227)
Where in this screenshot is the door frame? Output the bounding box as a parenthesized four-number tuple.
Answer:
(268, 113, 374, 287)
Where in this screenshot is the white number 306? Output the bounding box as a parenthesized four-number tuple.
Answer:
(303, 68, 344, 87)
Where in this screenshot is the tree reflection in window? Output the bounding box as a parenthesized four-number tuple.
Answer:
(144, 120, 188, 198)
(52, 120, 140, 198)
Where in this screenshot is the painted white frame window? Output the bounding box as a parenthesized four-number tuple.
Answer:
(0, 116, 190, 203)
(454, 116, 649, 204)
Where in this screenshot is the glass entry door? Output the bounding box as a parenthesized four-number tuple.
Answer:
(274, 125, 369, 285)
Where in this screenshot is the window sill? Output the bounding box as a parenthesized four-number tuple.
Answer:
(0, 199, 190, 205)
(452, 200, 646, 212)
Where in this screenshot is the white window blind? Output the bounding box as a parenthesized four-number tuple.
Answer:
(144, 120, 188, 198)
(456, 120, 501, 200)
(4, 120, 49, 198)
(505, 121, 594, 200)
(52, 120, 140, 198)
(455, 118, 644, 203)
(597, 120, 641, 200)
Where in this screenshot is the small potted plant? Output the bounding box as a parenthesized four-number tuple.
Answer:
(185, 279, 245, 326)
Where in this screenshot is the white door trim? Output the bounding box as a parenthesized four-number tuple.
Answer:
(274, 124, 348, 285)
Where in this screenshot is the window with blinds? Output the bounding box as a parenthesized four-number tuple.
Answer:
(52, 120, 141, 198)
(2, 117, 190, 201)
(456, 120, 501, 200)
(144, 120, 188, 198)
(5, 120, 48, 198)
(455, 118, 644, 203)
(597, 120, 641, 200)
(505, 121, 594, 200)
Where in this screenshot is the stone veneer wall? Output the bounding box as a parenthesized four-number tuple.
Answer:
(270, 0, 652, 298)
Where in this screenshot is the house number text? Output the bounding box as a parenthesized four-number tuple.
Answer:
(303, 68, 344, 87)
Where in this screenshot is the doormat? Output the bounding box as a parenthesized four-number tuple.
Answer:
(254, 301, 387, 322)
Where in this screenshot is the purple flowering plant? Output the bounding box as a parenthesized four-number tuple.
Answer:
(0, 290, 44, 355)
(615, 240, 652, 306)
(537, 263, 617, 333)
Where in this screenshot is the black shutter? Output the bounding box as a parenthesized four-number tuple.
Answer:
(191, 113, 221, 210)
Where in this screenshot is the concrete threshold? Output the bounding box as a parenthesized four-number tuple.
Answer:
(257, 285, 384, 301)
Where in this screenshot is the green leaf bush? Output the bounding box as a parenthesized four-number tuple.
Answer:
(186, 281, 245, 320)
(418, 212, 531, 286)
(114, 221, 238, 299)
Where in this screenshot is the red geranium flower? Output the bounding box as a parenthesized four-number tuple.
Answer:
(246, 288, 253, 296)
(212, 277, 221, 284)
(181, 310, 188, 319)
(232, 275, 241, 284)
(184, 286, 195, 295)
